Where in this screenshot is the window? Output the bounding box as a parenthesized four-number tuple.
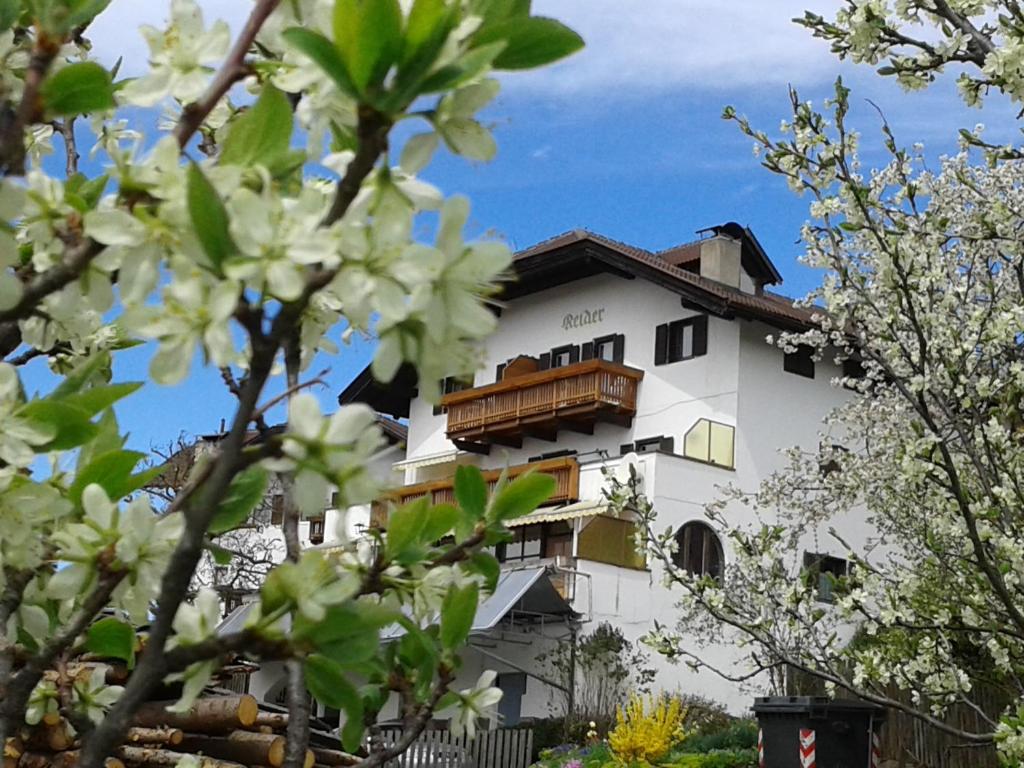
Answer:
(842, 357, 865, 380)
(654, 316, 708, 365)
(683, 419, 735, 468)
(497, 522, 573, 562)
(803, 552, 848, 603)
(528, 449, 578, 462)
(329, 491, 340, 509)
(309, 517, 325, 544)
(784, 345, 815, 378)
(433, 375, 472, 415)
(548, 344, 580, 369)
(585, 334, 625, 364)
(270, 493, 284, 525)
(672, 522, 723, 579)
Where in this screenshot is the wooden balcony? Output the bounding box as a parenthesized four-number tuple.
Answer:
(380, 456, 580, 515)
(440, 359, 644, 448)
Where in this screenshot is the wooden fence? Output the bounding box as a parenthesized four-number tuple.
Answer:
(374, 728, 534, 768)
(876, 682, 1009, 768)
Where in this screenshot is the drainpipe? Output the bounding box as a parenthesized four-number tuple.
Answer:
(567, 624, 578, 735)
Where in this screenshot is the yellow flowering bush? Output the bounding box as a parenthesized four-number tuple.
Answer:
(608, 694, 688, 764)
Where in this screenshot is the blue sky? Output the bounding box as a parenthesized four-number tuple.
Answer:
(38, 0, 1019, 453)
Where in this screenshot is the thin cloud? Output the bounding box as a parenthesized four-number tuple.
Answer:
(518, 0, 845, 94)
(92, 0, 842, 91)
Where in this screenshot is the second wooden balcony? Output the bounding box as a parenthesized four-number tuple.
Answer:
(440, 358, 644, 449)
(381, 456, 580, 513)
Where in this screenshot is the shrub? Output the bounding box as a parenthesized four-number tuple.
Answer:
(679, 720, 758, 754)
(672, 693, 733, 737)
(534, 743, 613, 768)
(608, 694, 688, 764)
(669, 749, 758, 768)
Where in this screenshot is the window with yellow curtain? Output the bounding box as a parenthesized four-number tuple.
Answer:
(683, 419, 735, 468)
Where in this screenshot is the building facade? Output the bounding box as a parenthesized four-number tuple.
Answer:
(226, 223, 867, 725)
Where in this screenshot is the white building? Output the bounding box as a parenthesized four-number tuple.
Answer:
(228, 223, 865, 725)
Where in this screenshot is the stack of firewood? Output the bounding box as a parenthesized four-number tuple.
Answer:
(4, 692, 360, 768)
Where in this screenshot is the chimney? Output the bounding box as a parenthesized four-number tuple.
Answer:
(699, 236, 742, 288)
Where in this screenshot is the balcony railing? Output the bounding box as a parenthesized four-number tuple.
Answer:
(440, 359, 644, 448)
(386, 456, 580, 509)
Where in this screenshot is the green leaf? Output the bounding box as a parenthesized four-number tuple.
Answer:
(341, 714, 365, 755)
(186, 163, 235, 273)
(474, 16, 583, 70)
(385, 497, 428, 562)
(416, 41, 506, 94)
(209, 467, 269, 535)
(487, 472, 555, 522)
(304, 654, 364, 750)
(61, 382, 141, 417)
(65, 0, 112, 28)
(0, 0, 19, 32)
(76, 408, 125, 472)
(85, 617, 135, 667)
(294, 601, 396, 644)
(208, 543, 233, 566)
(41, 62, 115, 117)
(219, 84, 294, 167)
(69, 449, 145, 506)
(282, 27, 360, 100)
(333, 0, 403, 93)
(454, 465, 487, 520)
(439, 582, 478, 650)
(467, 551, 500, 592)
(18, 400, 98, 450)
(401, 0, 452, 67)
(65, 173, 109, 210)
(319, 630, 380, 668)
(52, 352, 111, 399)
(420, 503, 459, 543)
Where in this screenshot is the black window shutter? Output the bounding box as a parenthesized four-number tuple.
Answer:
(612, 334, 625, 363)
(496, 363, 506, 381)
(692, 315, 708, 357)
(568, 344, 580, 364)
(581, 342, 595, 361)
(538, 352, 551, 370)
(654, 323, 669, 365)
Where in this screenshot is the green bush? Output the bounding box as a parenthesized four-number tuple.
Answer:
(669, 749, 758, 768)
(533, 742, 613, 768)
(679, 720, 758, 753)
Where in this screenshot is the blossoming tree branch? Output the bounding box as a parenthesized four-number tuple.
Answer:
(0, 0, 582, 766)
(602, 0, 1024, 761)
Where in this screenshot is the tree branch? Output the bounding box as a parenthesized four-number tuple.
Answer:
(173, 0, 282, 150)
(0, 34, 59, 176)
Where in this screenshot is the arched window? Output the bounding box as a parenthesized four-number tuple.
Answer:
(672, 521, 723, 579)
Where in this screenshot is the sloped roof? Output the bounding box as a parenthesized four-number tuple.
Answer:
(509, 227, 814, 329)
(339, 224, 821, 412)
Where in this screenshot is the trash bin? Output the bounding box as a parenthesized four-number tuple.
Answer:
(752, 696, 885, 768)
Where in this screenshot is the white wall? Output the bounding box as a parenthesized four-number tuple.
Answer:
(244, 278, 868, 721)
(405, 273, 741, 471)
